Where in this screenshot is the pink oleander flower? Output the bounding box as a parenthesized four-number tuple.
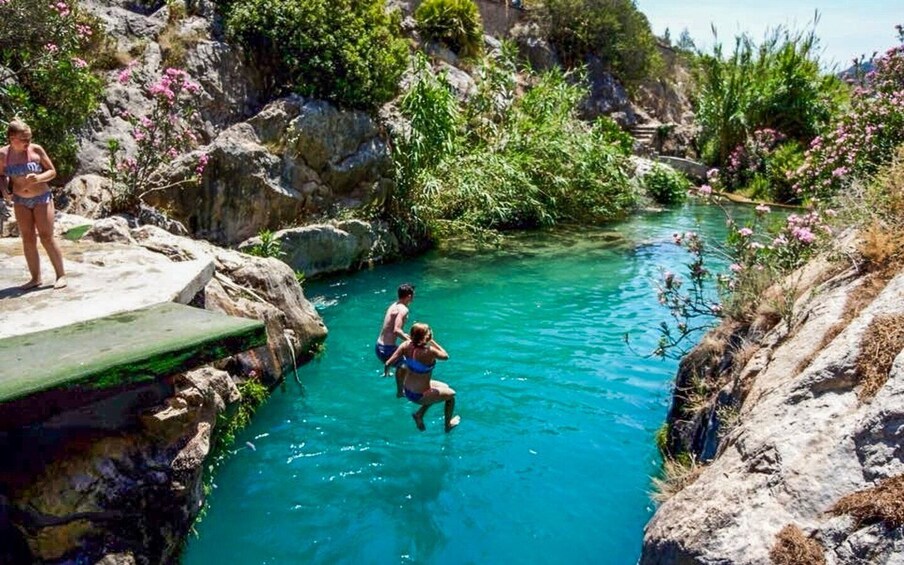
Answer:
(729, 263, 744, 273)
(791, 226, 816, 244)
(118, 62, 137, 85)
(755, 204, 771, 214)
(44, 43, 59, 53)
(698, 184, 713, 196)
(195, 153, 209, 175)
(71, 57, 87, 69)
(738, 227, 754, 237)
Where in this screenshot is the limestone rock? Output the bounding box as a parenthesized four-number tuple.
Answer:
(58, 174, 115, 219)
(241, 219, 399, 278)
(130, 225, 328, 383)
(579, 57, 636, 126)
(146, 97, 392, 245)
(642, 266, 904, 564)
(84, 216, 136, 244)
(8, 367, 239, 563)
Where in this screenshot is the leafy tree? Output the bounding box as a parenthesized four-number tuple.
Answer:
(676, 28, 696, 53)
(526, 0, 661, 84)
(223, 0, 408, 109)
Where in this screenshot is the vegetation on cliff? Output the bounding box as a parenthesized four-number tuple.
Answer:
(650, 28, 904, 505)
(692, 25, 844, 201)
(526, 0, 661, 84)
(415, 0, 484, 59)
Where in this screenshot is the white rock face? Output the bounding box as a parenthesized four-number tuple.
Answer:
(642, 266, 904, 563)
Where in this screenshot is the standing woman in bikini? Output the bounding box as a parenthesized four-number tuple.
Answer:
(1, 119, 66, 289)
(385, 322, 461, 432)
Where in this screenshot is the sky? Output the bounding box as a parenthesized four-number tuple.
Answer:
(635, 0, 903, 70)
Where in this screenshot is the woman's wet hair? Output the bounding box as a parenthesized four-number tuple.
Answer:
(7, 119, 32, 142)
(410, 322, 431, 346)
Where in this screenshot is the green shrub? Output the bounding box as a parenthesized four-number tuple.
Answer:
(246, 229, 285, 259)
(644, 164, 690, 204)
(415, 0, 483, 58)
(383, 55, 462, 246)
(0, 0, 107, 178)
(527, 0, 661, 84)
(395, 62, 635, 235)
(765, 141, 805, 202)
(745, 173, 772, 201)
(224, 0, 408, 109)
(595, 115, 634, 156)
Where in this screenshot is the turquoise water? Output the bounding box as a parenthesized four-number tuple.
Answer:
(183, 202, 734, 565)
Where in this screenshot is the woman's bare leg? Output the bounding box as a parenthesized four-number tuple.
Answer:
(33, 200, 66, 288)
(13, 204, 40, 288)
(426, 381, 460, 432)
(412, 404, 429, 431)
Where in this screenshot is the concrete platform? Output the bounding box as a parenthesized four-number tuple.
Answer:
(0, 302, 266, 402)
(0, 237, 214, 338)
(0, 235, 267, 429)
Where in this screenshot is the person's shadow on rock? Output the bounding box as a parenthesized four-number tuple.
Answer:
(0, 284, 51, 299)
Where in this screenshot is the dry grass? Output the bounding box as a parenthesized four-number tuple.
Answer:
(856, 314, 904, 400)
(769, 524, 826, 565)
(650, 457, 703, 504)
(831, 474, 904, 527)
(794, 272, 891, 375)
(859, 147, 904, 273)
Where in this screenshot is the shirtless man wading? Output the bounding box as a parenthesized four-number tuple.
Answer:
(375, 283, 415, 397)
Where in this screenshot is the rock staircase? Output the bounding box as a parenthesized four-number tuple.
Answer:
(628, 124, 660, 147)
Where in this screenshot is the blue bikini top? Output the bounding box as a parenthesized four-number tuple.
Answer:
(5, 161, 43, 177)
(4, 149, 44, 177)
(404, 348, 435, 374)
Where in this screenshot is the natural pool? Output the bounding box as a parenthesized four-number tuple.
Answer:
(183, 202, 736, 564)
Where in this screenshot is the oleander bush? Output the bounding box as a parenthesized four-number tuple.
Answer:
(415, 0, 483, 58)
(222, 0, 408, 109)
(0, 0, 107, 178)
(791, 28, 904, 201)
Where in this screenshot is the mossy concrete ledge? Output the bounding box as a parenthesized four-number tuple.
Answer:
(0, 302, 267, 428)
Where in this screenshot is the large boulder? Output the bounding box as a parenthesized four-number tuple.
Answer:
(129, 225, 327, 383)
(240, 218, 400, 278)
(147, 96, 393, 245)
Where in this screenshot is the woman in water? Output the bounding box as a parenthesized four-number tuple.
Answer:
(385, 322, 460, 432)
(0, 119, 66, 289)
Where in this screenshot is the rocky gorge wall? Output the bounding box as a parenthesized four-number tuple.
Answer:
(641, 236, 904, 563)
